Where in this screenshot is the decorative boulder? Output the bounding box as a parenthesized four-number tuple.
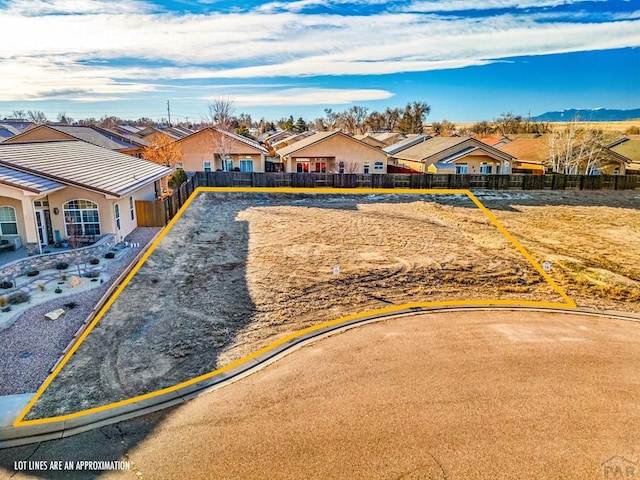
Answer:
(69, 276, 83, 288)
(44, 309, 65, 321)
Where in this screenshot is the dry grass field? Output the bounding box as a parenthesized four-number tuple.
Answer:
(455, 120, 640, 135)
(24, 190, 640, 421)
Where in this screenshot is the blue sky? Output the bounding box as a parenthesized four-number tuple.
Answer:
(0, 0, 639, 123)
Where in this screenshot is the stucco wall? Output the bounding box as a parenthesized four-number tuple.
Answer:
(286, 135, 387, 174)
(179, 130, 265, 172)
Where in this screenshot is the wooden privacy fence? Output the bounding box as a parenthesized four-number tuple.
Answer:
(135, 172, 639, 227)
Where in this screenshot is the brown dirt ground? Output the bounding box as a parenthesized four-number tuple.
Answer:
(25, 191, 640, 420)
(92, 310, 640, 480)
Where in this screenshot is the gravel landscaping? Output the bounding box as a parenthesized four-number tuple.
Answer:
(0, 227, 161, 396)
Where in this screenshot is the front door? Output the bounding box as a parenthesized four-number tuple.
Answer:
(35, 209, 50, 246)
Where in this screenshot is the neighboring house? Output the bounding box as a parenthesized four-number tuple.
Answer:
(607, 135, 640, 174)
(372, 132, 407, 147)
(0, 119, 35, 141)
(176, 127, 269, 173)
(500, 134, 629, 175)
(390, 137, 514, 174)
(276, 131, 388, 174)
(474, 134, 510, 148)
(496, 136, 548, 174)
(0, 141, 171, 254)
(2, 125, 144, 157)
(353, 134, 386, 148)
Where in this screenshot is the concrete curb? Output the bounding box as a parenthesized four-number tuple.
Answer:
(1, 304, 639, 449)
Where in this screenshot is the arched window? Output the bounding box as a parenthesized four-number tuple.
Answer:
(63, 199, 100, 236)
(0, 206, 18, 235)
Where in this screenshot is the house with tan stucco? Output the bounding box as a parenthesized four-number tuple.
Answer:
(276, 131, 388, 174)
(0, 141, 171, 255)
(389, 136, 514, 174)
(176, 127, 269, 173)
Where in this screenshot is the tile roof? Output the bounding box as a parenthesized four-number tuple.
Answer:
(0, 141, 171, 197)
(178, 127, 268, 153)
(474, 134, 509, 147)
(50, 126, 139, 150)
(393, 136, 514, 164)
(392, 137, 469, 162)
(496, 135, 551, 162)
(276, 131, 340, 157)
(608, 137, 640, 162)
(382, 135, 430, 155)
(0, 165, 65, 194)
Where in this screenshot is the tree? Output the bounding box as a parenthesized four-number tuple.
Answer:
(26, 110, 48, 124)
(336, 106, 368, 134)
(142, 133, 183, 169)
(294, 117, 308, 133)
(493, 112, 522, 135)
(57, 112, 73, 125)
(11, 109, 26, 120)
(168, 168, 187, 189)
(207, 97, 238, 171)
(471, 121, 494, 134)
(431, 119, 456, 136)
(398, 101, 430, 134)
(207, 97, 235, 131)
(547, 121, 606, 174)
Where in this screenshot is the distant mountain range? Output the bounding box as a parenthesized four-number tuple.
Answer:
(531, 108, 640, 122)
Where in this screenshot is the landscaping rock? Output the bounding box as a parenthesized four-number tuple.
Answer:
(69, 276, 83, 288)
(44, 308, 65, 321)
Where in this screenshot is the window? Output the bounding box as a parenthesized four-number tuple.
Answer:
(363, 163, 370, 174)
(239, 159, 254, 172)
(115, 204, 121, 230)
(226, 159, 234, 171)
(374, 161, 384, 171)
(203, 161, 212, 173)
(296, 162, 310, 173)
(129, 196, 135, 221)
(314, 162, 326, 173)
(175, 162, 184, 170)
(479, 163, 493, 174)
(614, 167, 620, 176)
(0, 206, 18, 235)
(455, 164, 468, 174)
(339, 161, 345, 174)
(63, 199, 100, 236)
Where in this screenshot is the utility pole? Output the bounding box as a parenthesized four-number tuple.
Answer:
(167, 100, 172, 127)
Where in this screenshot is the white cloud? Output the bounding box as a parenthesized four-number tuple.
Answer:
(402, 0, 607, 12)
(0, 0, 639, 102)
(215, 88, 395, 105)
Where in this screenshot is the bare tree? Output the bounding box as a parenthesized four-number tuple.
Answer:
(207, 97, 237, 171)
(547, 121, 606, 174)
(26, 110, 48, 124)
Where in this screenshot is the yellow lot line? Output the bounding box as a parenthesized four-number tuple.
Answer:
(14, 187, 575, 427)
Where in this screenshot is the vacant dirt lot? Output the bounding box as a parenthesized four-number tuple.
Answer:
(25, 190, 640, 420)
(476, 190, 640, 313)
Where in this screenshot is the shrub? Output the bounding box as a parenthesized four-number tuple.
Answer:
(56, 262, 69, 270)
(104, 252, 116, 259)
(55, 287, 62, 294)
(37, 283, 46, 292)
(0, 281, 12, 289)
(63, 302, 77, 309)
(26, 270, 39, 277)
(89, 258, 100, 265)
(7, 291, 30, 305)
(60, 274, 67, 281)
(168, 168, 188, 189)
(0, 296, 6, 308)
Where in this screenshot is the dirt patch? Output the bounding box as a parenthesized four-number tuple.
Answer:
(476, 190, 640, 311)
(26, 192, 564, 420)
